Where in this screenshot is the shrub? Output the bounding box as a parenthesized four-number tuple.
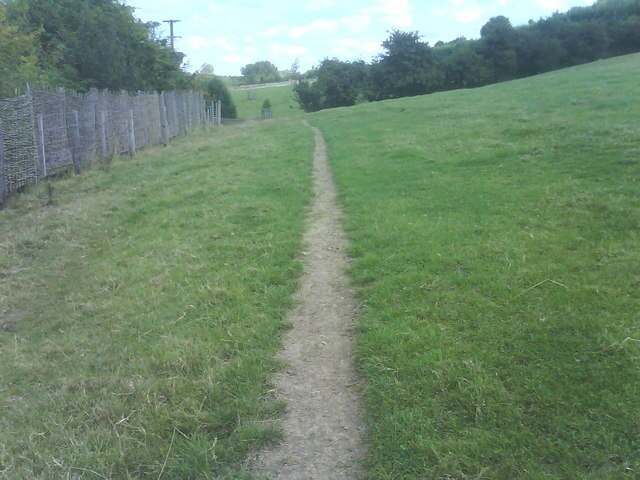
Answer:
(205, 77, 237, 118)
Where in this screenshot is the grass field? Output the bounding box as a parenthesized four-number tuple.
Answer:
(311, 54, 640, 478)
(230, 85, 303, 120)
(2, 54, 639, 479)
(0, 121, 313, 478)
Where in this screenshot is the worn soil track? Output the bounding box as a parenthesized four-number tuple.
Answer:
(251, 122, 365, 479)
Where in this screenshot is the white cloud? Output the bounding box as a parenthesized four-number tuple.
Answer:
(223, 54, 248, 65)
(369, 0, 414, 28)
(330, 38, 361, 57)
(435, 0, 487, 24)
(191, 18, 211, 28)
(329, 38, 383, 59)
(456, 5, 485, 23)
(333, 38, 362, 49)
(330, 45, 354, 58)
(259, 24, 289, 38)
(307, 0, 336, 9)
(289, 15, 371, 39)
(186, 35, 233, 51)
(534, 0, 594, 10)
(536, 0, 566, 9)
(362, 40, 383, 54)
(346, 15, 372, 32)
(290, 19, 340, 39)
(206, 2, 232, 17)
(269, 43, 309, 58)
(433, 7, 447, 17)
(243, 46, 258, 56)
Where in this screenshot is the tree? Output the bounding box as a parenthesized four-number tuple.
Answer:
(316, 59, 369, 108)
(0, 4, 41, 97)
(204, 76, 237, 118)
(199, 63, 215, 76)
(479, 16, 518, 82)
(293, 59, 370, 112)
(515, 27, 566, 77)
(558, 20, 608, 65)
(4, 0, 188, 92)
(371, 30, 443, 100)
(293, 80, 323, 112)
(611, 13, 640, 54)
(240, 60, 281, 84)
(435, 39, 491, 90)
(290, 58, 301, 79)
(191, 63, 215, 92)
(282, 58, 302, 81)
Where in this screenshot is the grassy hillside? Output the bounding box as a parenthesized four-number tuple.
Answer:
(1, 53, 638, 479)
(0, 121, 313, 478)
(311, 54, 640, 478)
(231, 84, 303, 120)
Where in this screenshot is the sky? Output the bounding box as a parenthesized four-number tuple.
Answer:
(126, 0, 596, 76)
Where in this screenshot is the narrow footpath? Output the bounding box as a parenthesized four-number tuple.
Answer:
(252, 122, 366, 479)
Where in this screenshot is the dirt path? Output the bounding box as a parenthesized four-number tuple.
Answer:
(251, 122, 366, 479)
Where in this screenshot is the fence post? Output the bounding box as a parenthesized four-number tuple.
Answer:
(99, 111, 108, 158)
(70, 110, 81, 174)
(182, 96, 188, 135)
(37, 114, 47, 177)
(128, 109, 136, 157)
(217, 100, 222, 125)
(0, 119, 6, 209)
(201, 94, 206, 130)
(159, 92, 169, 147)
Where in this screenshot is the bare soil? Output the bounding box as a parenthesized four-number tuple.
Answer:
(251, 123, 366, 479)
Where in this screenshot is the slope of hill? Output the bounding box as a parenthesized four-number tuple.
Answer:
(311, 53, 640, 478)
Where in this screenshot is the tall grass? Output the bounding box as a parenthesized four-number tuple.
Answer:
(311, 54, 640, 478)
(0, 120, 313, 478)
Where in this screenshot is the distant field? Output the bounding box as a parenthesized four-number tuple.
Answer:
(230, 84, 304, 120)
(0, 120, 313, 478)
(311, 53, 640, 478)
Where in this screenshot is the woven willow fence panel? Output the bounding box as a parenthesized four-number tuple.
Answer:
(0, 88, 209, 207)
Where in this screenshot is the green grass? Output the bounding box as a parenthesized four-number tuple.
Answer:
(231, 85, 304, 120)
(0, 121, 313, 478)
(3, 55, 639, 480)
(311, 53, 640, 478)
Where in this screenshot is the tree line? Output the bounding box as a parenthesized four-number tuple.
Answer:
(0, 0, 244, 117)
(0, 0, 192, 97)
(0, 0, 297, 117)
(295, 0, 640, 112)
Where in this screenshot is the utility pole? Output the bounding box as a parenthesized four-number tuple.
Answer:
(162, 19, 181, 52)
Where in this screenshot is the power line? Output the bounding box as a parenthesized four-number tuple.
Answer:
(162, 20, 181, 52)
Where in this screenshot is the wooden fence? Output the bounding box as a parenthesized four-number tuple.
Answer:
(0, 87, 223, 209)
